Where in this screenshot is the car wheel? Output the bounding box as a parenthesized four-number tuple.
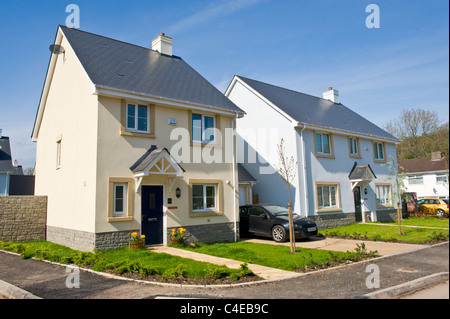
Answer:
(437, 209, 445, 218)
(272, 225, 287, 242)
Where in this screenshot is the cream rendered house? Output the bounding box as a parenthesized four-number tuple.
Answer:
(32, 26, 244, 251)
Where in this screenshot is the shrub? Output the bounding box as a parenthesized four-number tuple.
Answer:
(163, 264, 187, 279)
(204, 265, 230, 280)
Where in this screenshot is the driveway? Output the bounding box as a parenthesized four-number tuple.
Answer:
(242, 236, 426, 256)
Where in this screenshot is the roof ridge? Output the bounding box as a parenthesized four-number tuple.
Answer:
(59, 25, 182, 59)
(236, 75, 339, 105)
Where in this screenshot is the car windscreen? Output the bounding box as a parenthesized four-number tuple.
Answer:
(443, 199, 449, 204)
(264, 205, 289, 216)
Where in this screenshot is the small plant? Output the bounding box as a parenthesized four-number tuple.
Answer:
(129, 232, 145, 242)
(164, 264, 187, 279)
(204, 265, 230, 280)
(170, 228, 186, 239)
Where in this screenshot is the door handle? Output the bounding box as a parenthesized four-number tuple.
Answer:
(148, 218, 157, 222)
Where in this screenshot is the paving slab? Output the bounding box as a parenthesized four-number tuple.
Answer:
(150, 246, 298, 280)
(243, 237, 426, 256)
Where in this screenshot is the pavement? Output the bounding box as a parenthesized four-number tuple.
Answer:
(0, 237, 448, 300)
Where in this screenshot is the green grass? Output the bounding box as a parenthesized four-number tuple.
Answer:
(370, 218, 449, 228)
(176, 241, 377, 272)
(320, 221, 449, 243)
(0, 240, 250, 281)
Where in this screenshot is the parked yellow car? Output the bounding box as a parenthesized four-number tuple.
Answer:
(417, 197, 449, 217)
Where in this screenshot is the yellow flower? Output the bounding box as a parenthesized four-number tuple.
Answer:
(141, 235, 145, 239)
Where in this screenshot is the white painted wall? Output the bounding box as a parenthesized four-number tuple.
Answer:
(404, 172, 449, 199)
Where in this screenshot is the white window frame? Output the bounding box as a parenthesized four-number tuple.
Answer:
(126, 103, 150, 133)
(192, 184, 217, 212)
(374, 142, 385, 161)
(376, 184, 392, 207)
(315, 133, 332, 155)
(192, 114, 216, 144)
(113, 183, 128, 217)
(316, 184, 338, 209)
(408, 175, 424, 185)
(436, 174, 448, 184)
(349, 137, 359, 156)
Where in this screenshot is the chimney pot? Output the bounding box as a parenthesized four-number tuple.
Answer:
(323, 87, 340, 104)
(152, 33, 173, 56)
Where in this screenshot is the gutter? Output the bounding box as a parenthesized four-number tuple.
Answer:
(293, 122, 400, 145)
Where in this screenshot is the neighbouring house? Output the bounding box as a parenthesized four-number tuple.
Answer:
(238, 163, 258, 206)
(32, 26, 245, 251)
(0, 129, 34, 196)
(225, 76, 401, 226)
(399, 152, 449, 199)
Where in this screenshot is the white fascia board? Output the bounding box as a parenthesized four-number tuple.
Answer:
(225, 76, 296, 124)
(94, 85, 244, 118)
(32, 26, 96, 142)
(403, 170, 448, 176)
(293, 122, 400, 145)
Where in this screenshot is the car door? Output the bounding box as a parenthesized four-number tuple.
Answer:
(248, 207, 270, 235)
(239, 206, 249, 234)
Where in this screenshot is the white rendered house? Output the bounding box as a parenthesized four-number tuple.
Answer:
(226, 76, 400, 226)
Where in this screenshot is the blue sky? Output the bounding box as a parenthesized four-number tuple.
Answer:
(0, 0, 448, 170)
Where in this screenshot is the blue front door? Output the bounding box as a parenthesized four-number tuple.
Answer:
(141, 186, 164, 245)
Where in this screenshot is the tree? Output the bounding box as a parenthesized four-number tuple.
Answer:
(383, 108, 448, 160)
(277, 138, 298, 253)
(384, 155, 408, 235)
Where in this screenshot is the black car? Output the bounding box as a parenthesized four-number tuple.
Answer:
(239, 204, 318, 242)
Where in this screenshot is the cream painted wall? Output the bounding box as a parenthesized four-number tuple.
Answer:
(95, 96, 238, 234)
(34, 34, 99, 233)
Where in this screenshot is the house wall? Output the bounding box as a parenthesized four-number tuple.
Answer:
(34, 34, 99, 248)
(403, 172, 449, 199)
(228, 79, 399, 226)
(230, 80, 298, 211)
(95, 95, 238, 248)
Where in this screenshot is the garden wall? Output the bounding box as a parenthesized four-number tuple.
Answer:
(0, 196, 47, 242)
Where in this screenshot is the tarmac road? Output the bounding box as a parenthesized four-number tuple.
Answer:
(0, 242, 448, 300)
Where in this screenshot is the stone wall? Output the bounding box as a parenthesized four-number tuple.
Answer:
(0, 196, 47, 242)
(169, 222, 237, 244)
(309, 212, 356, 229)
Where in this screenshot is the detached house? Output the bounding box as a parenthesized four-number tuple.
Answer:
(32, 26, 244, 251)
(225, 76, 400, 227)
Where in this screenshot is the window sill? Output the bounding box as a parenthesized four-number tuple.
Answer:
(376, 205, 394, 209)
(374, 159, 386, 164)
(121, 130, 155, 139)
(349, 154, 362, 159)
(316, 208, 342, 213)
(189, 210, 223, 218)
(315, 153, 335, 159)
(108, 216, 134, 222)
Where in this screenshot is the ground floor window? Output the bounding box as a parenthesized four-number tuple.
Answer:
(108, 178, 134, 222)
(189, 179, 223, 217)
(315, 182, 340, 212)
(376, 184, 392, 207)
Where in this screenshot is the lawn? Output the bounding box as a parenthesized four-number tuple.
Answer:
(177, 241, 378, 272)
(371, 218, 449, 228)
(320, 219, 449, 244)
(0, 240, 255, 284)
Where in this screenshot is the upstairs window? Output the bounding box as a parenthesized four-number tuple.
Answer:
(315, 133, 331, 155)
(192, 114, 215, 143)
(408, 176, 424, 185)
(349, 137, 360, 157)
(373, 142, 385, 161)
(126, 103, 149, 133)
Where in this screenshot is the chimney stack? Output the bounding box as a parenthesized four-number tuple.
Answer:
(322, 87, 340, 104)
(152, 33, 173, 56)
(431, 151, 443, 161)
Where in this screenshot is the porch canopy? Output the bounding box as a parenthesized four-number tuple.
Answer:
(348, 163, 376, 190)
(130, 145, 185, 192)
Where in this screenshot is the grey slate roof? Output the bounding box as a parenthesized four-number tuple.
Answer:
(238, 164, 258, 183)
(348, 163, 377, 180)
(130, 145, 185, 173)
(0, 137, 23, 174)
(236, 76, 398, 141)
(59, 26, 243, 113)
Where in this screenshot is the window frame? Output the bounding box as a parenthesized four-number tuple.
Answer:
(120, 100, 155, 138)
(192, 113, 216, 144)
(314, 131, 334, 158)
(375, 183, 392, 208)
(108, 178, 134, 222)
(189, 179, 223, 217)
(436, 174, 448, 184)
(314, 182, 341, 213)
(126, 103, 150, 134)
(56, 139, 62, 170)
(348, 137, 361, 158)
(408, 175, 424, 185)
(373, 141, 386, 162)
